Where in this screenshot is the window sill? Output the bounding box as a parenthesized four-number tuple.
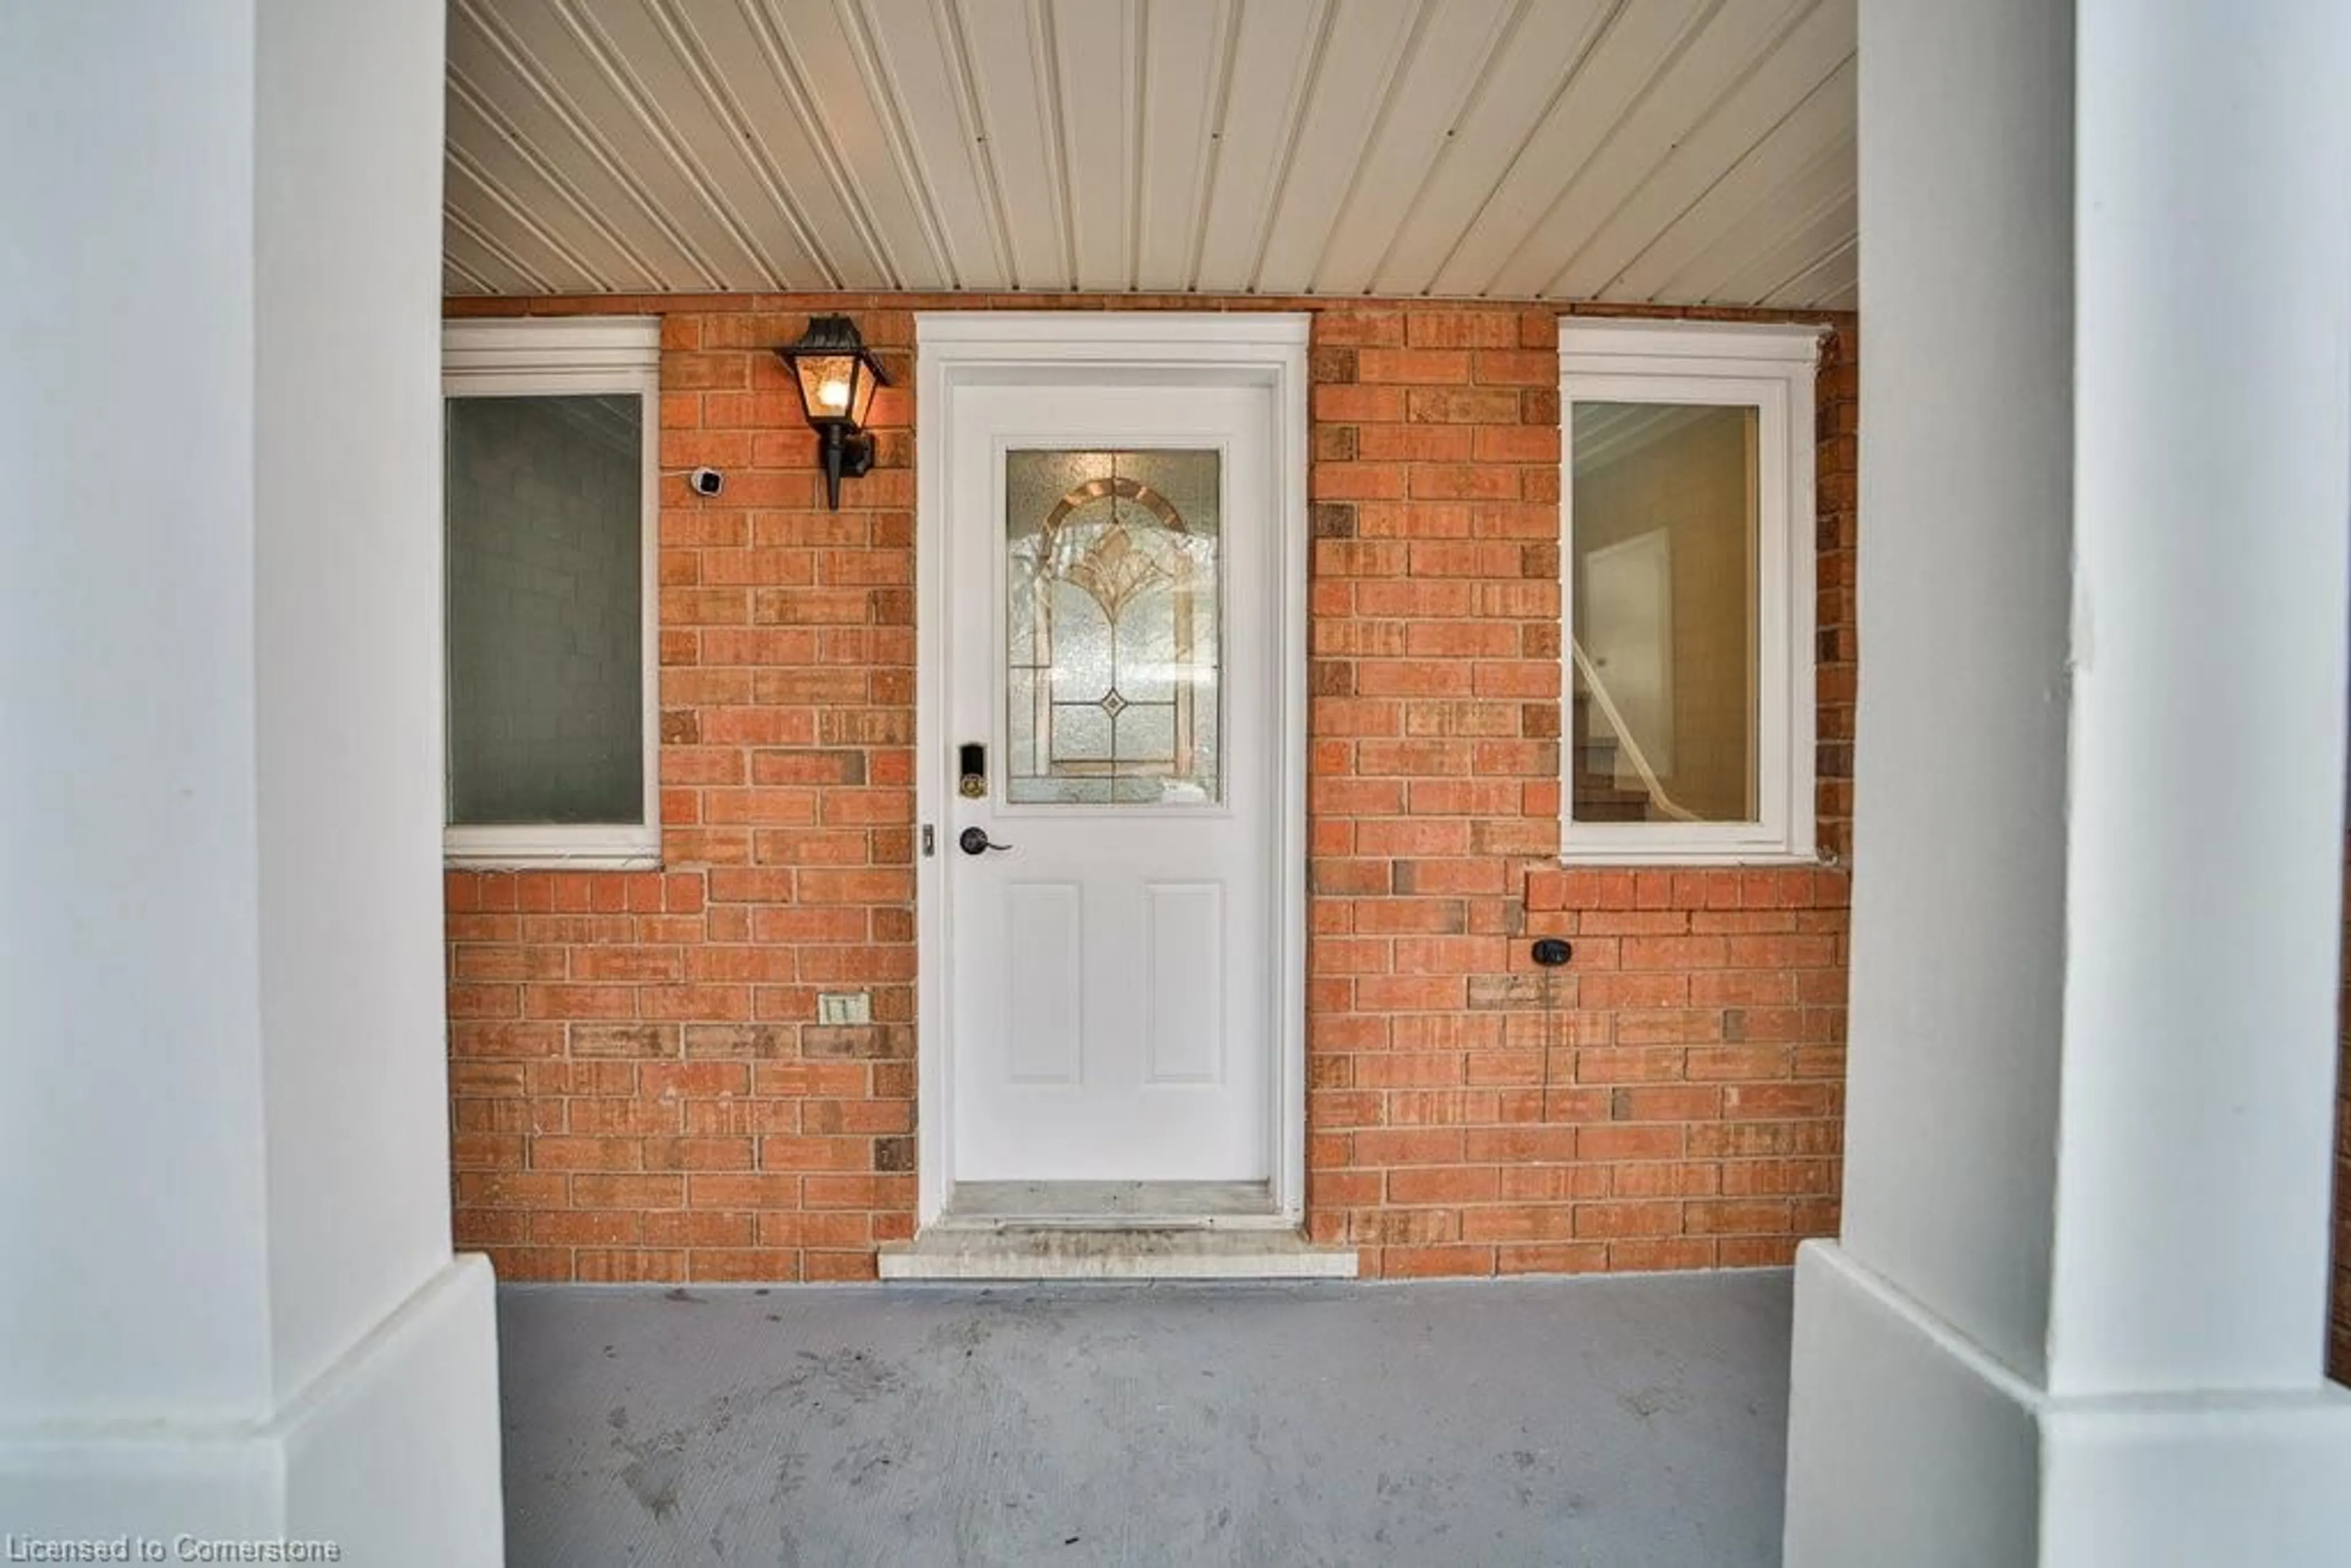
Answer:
(1558, 828, 1821, 868)
(443, 825, 661, 872)
(1556, 849, 1825, 868)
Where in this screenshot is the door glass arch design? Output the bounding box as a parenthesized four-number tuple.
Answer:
(1005, 449, 1222, 805)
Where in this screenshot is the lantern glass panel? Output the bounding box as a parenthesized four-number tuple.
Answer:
(795, 353, 860, 422)
(846, 360, 880, 427)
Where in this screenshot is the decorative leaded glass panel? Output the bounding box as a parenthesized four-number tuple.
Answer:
(1005, 449, 1221, 805)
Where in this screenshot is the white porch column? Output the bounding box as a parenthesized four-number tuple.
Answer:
(1785, 2, 2351, 1564)
(0, 2, 501, 1561)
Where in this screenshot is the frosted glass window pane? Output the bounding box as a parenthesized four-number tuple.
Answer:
(1570, 402, 1758, 824)
(446, 394, 644, 825)
(1005, 449, 1221, 806)
(1056, 704, 1113, 762)
(1119, 703, 1175, 762)
(1049, 584, 1114, 700)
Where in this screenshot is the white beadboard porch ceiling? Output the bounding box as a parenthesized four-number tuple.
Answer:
(443, 0, 1857, 309)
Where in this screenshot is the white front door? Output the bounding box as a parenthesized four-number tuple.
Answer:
(941, 378, 1278, 1191)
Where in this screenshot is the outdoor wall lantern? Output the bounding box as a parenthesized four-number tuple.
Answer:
(775, 314, 889, 510)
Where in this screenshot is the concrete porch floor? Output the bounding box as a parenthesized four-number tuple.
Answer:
(497, 1270, 1794, 1566)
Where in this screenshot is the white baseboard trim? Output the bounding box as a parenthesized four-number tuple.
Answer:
(1784, 1240, 2351, 1568)
(0, 1255, 506, 1564)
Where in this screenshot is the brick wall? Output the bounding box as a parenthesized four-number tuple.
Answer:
(443, 293, 1856, 1283)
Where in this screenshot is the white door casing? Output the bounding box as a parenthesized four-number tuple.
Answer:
(913, 314, 1309, 1228)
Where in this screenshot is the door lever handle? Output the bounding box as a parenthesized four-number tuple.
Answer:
(958, 827, 1013, 856)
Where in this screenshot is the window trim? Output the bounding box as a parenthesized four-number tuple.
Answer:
(1558, 320, 1824, 866)
(441, 317, 662, 871)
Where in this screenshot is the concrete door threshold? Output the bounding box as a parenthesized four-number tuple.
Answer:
(878, 1228, 1360, 1281)
(938, 1179, 1279, 1227)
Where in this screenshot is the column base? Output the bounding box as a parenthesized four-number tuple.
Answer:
(0, 1255, 503, 1564)
(1786, 1241, 2351, 1567)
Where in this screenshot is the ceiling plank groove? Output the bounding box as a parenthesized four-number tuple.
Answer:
(1032, 0, 1081, 290)
(446, 67, 666, 289)
(445, 201, 560, 294)
(1429, 0, 1719, 298)
(452, 0, 732, 290)
(543, 0, 806, 287)
(1123, 0, 1149, 289)
(1615, 91, 1854, 304)
(956, 0, 1070, 288)
(1241, 0, 1359, 293)
(1311, 0, 1520, 297)
(637, 0, 859, 287)
(1193, 0, 1335, 293)
(1050, 0, 1139, 291)
(763, 0, 950, 289)
(1178, 0, 1247, 292)
(1759, 230, 1854, 307)
(441, 0, 1860, 309)
(444, 252, 500, 295)
(446, 140, 617, 291)
(1253, 0, 1423, 295)
(1025, 0, 1079, 289)
(1367, 0, 1614, 296)
(1128, 0, 1212, 289)
(861, 0, 1014, 288)
(733, 0, 908, 288)
(1692, 159, 1854, 306)
(1538, 0, 1856, 299)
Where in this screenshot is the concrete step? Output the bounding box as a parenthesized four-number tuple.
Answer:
(879, 1229, 1360, 1281)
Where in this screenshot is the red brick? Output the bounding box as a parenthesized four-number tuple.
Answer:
(1357, 347, 1471, 383)
(1607, 1239, 1717, 1272)
(1574, 1202, 1682, 1239)
(438, 299, 1859, 1284)
(1381, 1244, 1496, 1278)
(1404, 311, 1520, 350)
(1315, 310, 1407, 347)
(1497, 1243, 1609, 1275)
(1313, 384, 1406, 422)
(1351, 1128, 1468, 1166)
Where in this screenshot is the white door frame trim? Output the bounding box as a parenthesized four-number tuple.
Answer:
(912, 311, 1311, 1228)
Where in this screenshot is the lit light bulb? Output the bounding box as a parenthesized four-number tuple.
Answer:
(817, 378, 852, 413)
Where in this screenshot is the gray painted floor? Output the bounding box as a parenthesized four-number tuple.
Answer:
(497, 1272, 1794, 1567)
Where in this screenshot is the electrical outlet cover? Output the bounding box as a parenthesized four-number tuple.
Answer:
(817, 992, 871, 1027)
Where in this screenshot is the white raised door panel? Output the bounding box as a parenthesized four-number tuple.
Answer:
(1001, 881, 1084, 1084)
(1144, 881, 1225, 1085)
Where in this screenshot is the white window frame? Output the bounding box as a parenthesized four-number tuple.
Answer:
(1558, 320, 1824, 865)
(440, 317, 662, 870)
